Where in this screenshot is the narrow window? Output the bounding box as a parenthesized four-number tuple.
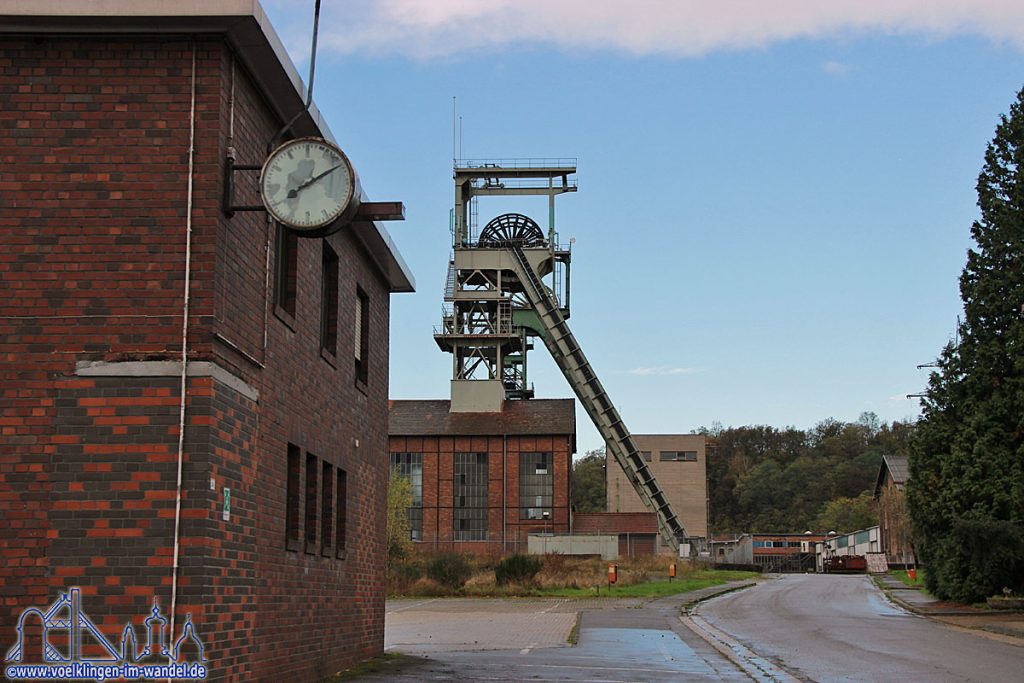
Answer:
(274, 224, 298, 318)
(355, 287, 369, 385)
(641, 451, 652, 462)
(390, 453, 423, 540)
(285, 444, 301, 551)
(321, 461, 334, 556)
(336, 468, 347, 557)
(320, 242, 339, 356)
(305, 452, 318, 553)
(519, 452, 553, 520)
(454, 452, 488, 540)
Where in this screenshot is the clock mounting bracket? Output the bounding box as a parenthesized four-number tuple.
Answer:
(220, 146, 406, 230)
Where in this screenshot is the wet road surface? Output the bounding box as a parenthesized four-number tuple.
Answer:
(697, 574, 1023, 682)
(376, 591, 751, 681)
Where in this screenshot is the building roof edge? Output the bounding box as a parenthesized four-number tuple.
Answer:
(0, 0, 415, 293)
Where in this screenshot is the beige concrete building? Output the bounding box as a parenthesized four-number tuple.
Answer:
(606, 434, 709, 549)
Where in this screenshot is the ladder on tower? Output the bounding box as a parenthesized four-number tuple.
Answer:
(506, 245, 689, 552)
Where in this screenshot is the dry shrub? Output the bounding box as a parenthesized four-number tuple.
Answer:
(408, 577, 448, 596)
(534, 554, 684, 590)
(464, 569, 497, 589)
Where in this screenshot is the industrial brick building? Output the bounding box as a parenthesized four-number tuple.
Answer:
(388, 399, 575, 555)
(0, 3, 412, 680)
(606, 434, 709, 552)
(752, 533, 826, 572)
(572, 512, 659, 557)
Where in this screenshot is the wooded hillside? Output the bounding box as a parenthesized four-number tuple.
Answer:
(704, 413, 914, 535)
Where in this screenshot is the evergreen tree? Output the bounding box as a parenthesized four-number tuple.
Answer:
(908, 86, 1024, 603)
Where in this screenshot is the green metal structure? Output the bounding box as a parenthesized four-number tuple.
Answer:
(434, 159, 690, 552)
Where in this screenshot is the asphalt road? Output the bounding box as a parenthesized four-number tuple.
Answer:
(377, 592, 751, 681)
(696, 574, 1022, 683)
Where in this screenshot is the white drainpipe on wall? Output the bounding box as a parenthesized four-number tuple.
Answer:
(169, 41, 197, 647)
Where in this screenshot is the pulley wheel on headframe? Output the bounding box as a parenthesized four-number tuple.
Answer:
(477, 213, 547, 247)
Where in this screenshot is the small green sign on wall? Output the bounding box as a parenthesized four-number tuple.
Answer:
(223, 487, 231, 522)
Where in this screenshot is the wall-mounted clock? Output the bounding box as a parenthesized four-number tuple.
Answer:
(260, 137, 359, 235)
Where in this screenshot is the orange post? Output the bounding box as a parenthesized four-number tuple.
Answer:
(669, 563, 676, 582)
(608, 563, 617, 587)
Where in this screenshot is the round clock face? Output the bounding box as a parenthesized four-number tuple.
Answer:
(260, 137, 355, 231)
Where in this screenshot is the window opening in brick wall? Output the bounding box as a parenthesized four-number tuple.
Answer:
(519, 452, 553, 520)
(305, 452, 318, 553)
(285, 444, 301, 551)
(321, 461, 334, 556)
(320, 242, 339, 356)
(659, 450, 698, 462)
(355, 287, 369, 385)
(390, 453, 423, 540)
(454, 453, 487, 540)
(274, 224, 298, 318)
(336, 468, 347, 557)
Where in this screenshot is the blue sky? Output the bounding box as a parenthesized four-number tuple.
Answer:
(263, 2, 1024, 454)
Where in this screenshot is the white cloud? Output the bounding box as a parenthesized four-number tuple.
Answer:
(822, 60, 853, 76)
(270, 0, 1024, 59)
(627, 366, 702, 376)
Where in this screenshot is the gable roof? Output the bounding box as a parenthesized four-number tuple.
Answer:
(388, 399, 575, 440)
(874, 454, 909, 497)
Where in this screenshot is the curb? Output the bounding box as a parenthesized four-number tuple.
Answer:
(982, 624, 1024, 639)
(682, 580, 759, 613)
(872, 576, 981, 617)
(886, 593, 988, 617)
(877, 581, 1024, 646)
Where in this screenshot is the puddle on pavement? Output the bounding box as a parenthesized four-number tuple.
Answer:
(575, 628, 716, 674)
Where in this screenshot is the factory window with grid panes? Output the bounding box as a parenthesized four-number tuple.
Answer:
(454, 453, 488, 540)
(519, 452, 553, 520)
(390, 452, 424, 540)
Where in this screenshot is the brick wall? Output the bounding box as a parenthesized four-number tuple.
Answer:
(1, 34, 213, 650)
(1, 35, 391, 681)
(388, 434, 572, 556)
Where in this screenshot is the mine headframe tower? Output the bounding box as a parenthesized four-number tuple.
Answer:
(434, 159, 692, 553)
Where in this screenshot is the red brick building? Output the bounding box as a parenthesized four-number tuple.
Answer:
(572, 513, 659, 558)
(388, 399, 575, 555)
(0, 3, 412, 681)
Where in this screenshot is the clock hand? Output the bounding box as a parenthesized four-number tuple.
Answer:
(286, 164, 343, 199)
